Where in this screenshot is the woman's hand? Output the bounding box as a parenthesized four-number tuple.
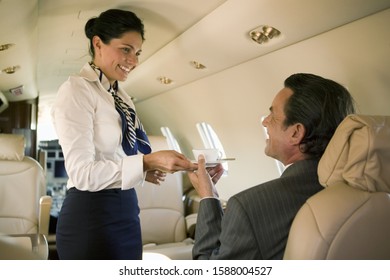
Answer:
(143, 150, 197, 173)
(187, 155, 224, 199)
(145, 170, 166, 185)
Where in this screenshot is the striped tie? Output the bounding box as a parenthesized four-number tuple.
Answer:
(90, 62, 151, 155)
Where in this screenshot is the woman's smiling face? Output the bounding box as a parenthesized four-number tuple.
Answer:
(92, 31, 143, 83)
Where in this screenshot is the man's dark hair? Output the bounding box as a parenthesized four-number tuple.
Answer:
(283, 73, 356, 159)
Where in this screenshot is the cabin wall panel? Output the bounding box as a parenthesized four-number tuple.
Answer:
(136, 9, 390, 200)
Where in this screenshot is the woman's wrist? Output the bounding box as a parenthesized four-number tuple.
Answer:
(142, 154, 152, 172)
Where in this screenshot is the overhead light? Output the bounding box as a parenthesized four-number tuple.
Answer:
(262, 26, 280, 39)
(250, 31, 269, 44)
(1, 65, 20, 74)
(158, 76, 173, 85)
(190, 61, 206, 70)
(0, 43, 15, 52)
(249, 25, 281, 44)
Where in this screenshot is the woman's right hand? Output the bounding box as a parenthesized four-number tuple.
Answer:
(143, 150, 197, 173)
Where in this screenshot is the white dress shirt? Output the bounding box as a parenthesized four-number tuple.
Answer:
(51, 63, 145, 191)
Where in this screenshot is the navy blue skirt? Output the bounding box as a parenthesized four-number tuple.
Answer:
(56, 187, 142, 260)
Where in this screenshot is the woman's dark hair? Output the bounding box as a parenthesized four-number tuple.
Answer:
(283, 73, 356, 159)
(84, 9, 145, 58)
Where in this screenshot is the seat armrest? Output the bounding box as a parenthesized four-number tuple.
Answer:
(39, 195, 52, 236)
(185, 213, 197, 239)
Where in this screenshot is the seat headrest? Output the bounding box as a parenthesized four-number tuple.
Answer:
(0, 134, 25, 161)
(318, 115, 390, 193)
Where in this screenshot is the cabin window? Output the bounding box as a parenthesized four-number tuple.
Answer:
(160, 127, 182, 153)
(196, 122, 228, 175)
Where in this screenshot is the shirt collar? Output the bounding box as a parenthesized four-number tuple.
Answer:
(89, 62, 118, 94)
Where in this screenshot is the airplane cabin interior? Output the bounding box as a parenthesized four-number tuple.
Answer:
(0, 0, 390, 260)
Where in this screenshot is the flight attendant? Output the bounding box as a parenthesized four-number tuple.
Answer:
(51, 9, 196, 259)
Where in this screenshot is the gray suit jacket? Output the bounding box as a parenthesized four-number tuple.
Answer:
(192, 159, 323, 259)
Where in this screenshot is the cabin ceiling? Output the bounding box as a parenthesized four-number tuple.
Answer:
(0, 0, 390, 113)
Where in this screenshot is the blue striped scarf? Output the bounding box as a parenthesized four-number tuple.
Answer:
(90, 62, 151, 155)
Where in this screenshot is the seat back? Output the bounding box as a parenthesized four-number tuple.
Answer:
(0, 134, 50, 236)
(135, 136, 187, 245)
(284, 115, 390, 259)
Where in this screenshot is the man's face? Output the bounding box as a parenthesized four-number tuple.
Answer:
(262, 87, 296, 164)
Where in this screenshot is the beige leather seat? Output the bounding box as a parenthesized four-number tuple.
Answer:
(0, 233, 49, 260)
(0, 133, 52, 259)
(284, 115, 390, 260)
(135, 136, 195, 260)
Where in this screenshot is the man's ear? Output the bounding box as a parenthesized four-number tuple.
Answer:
(289, 123, 305, 145)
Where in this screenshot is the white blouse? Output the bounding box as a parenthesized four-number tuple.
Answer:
(51, 63, 145, 191)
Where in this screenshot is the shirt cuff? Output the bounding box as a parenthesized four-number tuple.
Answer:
(200, 196, 220, 202)
(121, 154, 145, 190)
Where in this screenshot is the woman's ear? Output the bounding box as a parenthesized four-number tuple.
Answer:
(290, 123, 305, 145)
(92, 36, 102, 53)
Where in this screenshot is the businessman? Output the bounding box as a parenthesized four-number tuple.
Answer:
(188, 73, 356, 259)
